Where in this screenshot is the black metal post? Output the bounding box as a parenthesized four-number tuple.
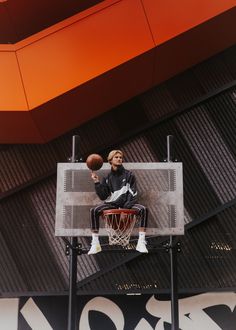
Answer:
(167, 135, 179, 330)
(71, 135, 80, 163)
(170, 236, 179, 330)
(67, 135, 80, 330)
(68, 237, 78, 330)
(167, 135, 174, 163)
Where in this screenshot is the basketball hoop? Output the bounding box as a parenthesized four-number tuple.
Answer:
(102, 209, 138, 246)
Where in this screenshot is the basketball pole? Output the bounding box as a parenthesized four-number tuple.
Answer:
(167, 135, 180, 330)
(66, 135, 81, 330)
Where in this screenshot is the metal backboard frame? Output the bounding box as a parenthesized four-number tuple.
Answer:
(55, 162, 184, 237)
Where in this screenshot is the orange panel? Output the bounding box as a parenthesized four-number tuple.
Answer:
(16, 0, 155, 109)
(1, 0, 236, 142)
(15, 0, 121, 49)
(142, 0, 236, 45)
(0, 51, 28, 110)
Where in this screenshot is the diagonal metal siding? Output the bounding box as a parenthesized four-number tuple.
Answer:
(192, 55, 235, 92)
(179, 205, 236, 290)
(78, 204, 236, 294)
(175, 101, 236, 204)
(0, 185, 68, 292)
(0, 178, 130, 294)
(0, 143, 67, 194)
(0, 231, 27, 293)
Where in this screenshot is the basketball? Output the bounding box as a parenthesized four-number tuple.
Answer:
(86, 153, 103, 171)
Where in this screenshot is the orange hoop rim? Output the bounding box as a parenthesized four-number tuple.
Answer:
(102, 208, 137, 216)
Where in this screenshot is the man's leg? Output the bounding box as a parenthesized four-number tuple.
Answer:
(132, 204, 148, 253)
(88, 204, 115, 254)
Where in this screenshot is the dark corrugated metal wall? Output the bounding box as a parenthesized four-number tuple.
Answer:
(78, 203, 236, 294)
(1, 44, 236, 295)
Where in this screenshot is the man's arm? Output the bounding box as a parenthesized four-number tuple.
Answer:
(91, 172, 110, 200)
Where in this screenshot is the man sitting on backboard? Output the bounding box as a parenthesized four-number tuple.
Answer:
(88, 149, 148, 255)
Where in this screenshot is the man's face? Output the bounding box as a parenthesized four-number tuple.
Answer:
(111, 153, 123, 167)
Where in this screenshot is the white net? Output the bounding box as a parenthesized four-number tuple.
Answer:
(102, 209, 138, 246)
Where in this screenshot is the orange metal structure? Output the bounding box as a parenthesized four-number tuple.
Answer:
(0, 0, 236, 142)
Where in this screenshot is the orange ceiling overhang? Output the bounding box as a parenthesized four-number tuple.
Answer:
(0, 0, 236, 143)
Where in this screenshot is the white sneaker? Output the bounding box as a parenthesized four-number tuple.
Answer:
(136, 240, 148, 253)
(88, 243, 102, 255)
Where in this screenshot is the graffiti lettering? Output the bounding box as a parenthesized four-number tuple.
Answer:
(20, 298, 53, 330)
(0, 292, 235, 329)
(81, 292, 236, 329)
(146, 292, 236, 329)
(79, 296, 124, 330)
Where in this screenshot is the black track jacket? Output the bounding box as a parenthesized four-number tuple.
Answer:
(94, 165, 138, 208)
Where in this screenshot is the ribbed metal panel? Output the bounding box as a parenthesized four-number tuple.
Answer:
(78, 203, 236, 294)
(179, 205, 236, 290)
(121, 135, 159, 162)
(139, 84, 178, 121)
(0, 143, 63, 194)
(0, 181, 68, 292)
(0, 176, 131, 293)
(193, 55, 234, 93)
(165, 70, 205, 107)
(126, 123, 221, 222)
(78, 112, 120, 156)
(0, 231, 27, 293)
(175, 102, 236, 204)
(139, 45, 236, 122)
(206, 88, 236, 157)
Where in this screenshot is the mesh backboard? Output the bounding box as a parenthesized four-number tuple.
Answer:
(55, 162, 184, 237)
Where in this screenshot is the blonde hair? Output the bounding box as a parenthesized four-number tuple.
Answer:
(107, 150, 123, 164)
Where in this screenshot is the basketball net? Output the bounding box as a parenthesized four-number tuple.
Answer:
(102, 209, 137, 246)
